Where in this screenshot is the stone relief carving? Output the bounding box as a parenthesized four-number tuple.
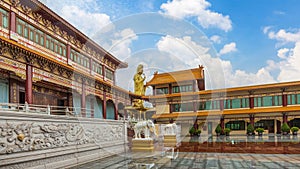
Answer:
(0, 122, 124, 154)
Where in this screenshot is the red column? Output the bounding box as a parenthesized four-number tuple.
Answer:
(220, 99, 224, 111)
(250, 114, 255, 126)
(168, 83, 172, 94)
(91, 98, 94, 118)
(114, 100, 118, 120)
(220, 117, 225, 135)
(220, 117, 225, 129)
(283, 94, 287, 107)
(283, 113, 288, 123)
(193, 81, 197, 112)
(103, 92, 107, 119)
(66, 45, 71, 62)
(249, 97, 254, 109)
(10, 12, 16, 32)
(25, 65, 33, 104)
(102, 66, 105, 80)
(81, 79, 86, 117)
(193, 118, 198, 129)
(197, 79, 205, 91)
(153, 86, 156, 96)
(169, 100, 173, 114)
(193, 100, 197, 112)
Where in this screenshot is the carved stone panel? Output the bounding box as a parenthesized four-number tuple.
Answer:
(0, 119, 125, 155)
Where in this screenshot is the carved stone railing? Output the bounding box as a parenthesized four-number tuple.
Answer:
(0, 110, 128, 168)
(0, 102, 97, 117)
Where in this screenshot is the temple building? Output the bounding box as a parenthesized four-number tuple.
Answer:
(0, 0, 137, 119)
(144, 66, 300, 136)
(1, 0, 300, 137)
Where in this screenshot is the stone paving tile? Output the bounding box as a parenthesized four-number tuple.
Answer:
(71, 152, 300, 169)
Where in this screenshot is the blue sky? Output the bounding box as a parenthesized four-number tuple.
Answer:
(40, 0, 300, 91)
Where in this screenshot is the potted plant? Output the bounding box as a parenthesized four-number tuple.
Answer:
(291, 127, 299, 135)
(224, 128, 231, 136)
(189, 126, 196, 136)
(247, 124, 255, 136)
(256, 127, 264, 136)
(195, 129, 201, 136)
(281, 123, 290, 135)
(215, 124, 222, 136)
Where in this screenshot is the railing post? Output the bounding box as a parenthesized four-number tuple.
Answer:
(65, 107, 70, 115)
(47, 105, 51, 115)
(25, 102, 29, 113)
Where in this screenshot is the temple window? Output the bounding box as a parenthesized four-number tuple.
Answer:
(172, 103, 181, 112)
(262, 96, 272, 107)
(105, 68, 114, 81)
(172, 102, 193, 112)
(0, 7, 8, 29)
(241, 98, 249, 108)
(70, 49, 90, 69)
(231, 99, 241, 109)
(254, 97, 262, 107)
(181, 102, 193, 111)
(205, 101, 212, 110)
(172, 86, 179, 93)
(198, 101, 205, 110)
(16, 17, 67, 57)
(212, 100, 220, 109)
(225, 120, 245, 130)
(273, 95, 282, 106)
(156, 87, 168, 95)
(288, 94, 299, 105)
(224, 99, 231, 109)
(92, 62, 103, 75)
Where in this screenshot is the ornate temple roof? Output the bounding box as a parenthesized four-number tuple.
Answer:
(146, 65, 204, 86)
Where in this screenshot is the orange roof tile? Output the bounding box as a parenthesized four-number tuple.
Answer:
(146, 66, 204, 86)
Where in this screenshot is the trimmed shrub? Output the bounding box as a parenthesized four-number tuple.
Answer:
(215, 124, 222, 134)
(247, 124, 255, 134)
(281, 123, 290, 133)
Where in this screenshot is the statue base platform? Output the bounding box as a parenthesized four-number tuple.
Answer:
(132, 138, 154, 152)
(164, 135, 178, 147)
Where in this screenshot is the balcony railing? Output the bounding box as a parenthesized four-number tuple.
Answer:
(0, 102, 96, 117)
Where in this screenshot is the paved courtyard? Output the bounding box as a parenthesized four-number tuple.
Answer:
(71, 152, 300, 169)
(71, 135, 300, 169)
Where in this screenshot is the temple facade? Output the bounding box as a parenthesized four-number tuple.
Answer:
(0, 0, 137, 119)
(145, 66, 300, 136)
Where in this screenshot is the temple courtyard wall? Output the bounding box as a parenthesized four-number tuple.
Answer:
(0, 111, 128, 169)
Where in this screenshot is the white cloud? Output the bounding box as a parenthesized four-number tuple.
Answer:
(109, 29, 138, 61)
(263, 26, 272, 34)
(219, 42, 237, 55)
(156, 35, 209, 67)
(210, 35, 221, 44)
(156, 35, 276, 89)
(277, 48, 290, 59)
(277, 42, 300, 82)
(266, 29, 300, 43)
(263, 28, 300, 82)
(60, 5, 111, 37)
(160, 0, 232, 32)
(41, 1, 137, 63)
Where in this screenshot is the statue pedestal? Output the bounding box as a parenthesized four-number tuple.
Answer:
(132, 138, 154, 152)
(163, 135, 177, 147)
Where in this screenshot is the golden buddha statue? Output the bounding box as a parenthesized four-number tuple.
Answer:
(133, 64, 146, 96)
